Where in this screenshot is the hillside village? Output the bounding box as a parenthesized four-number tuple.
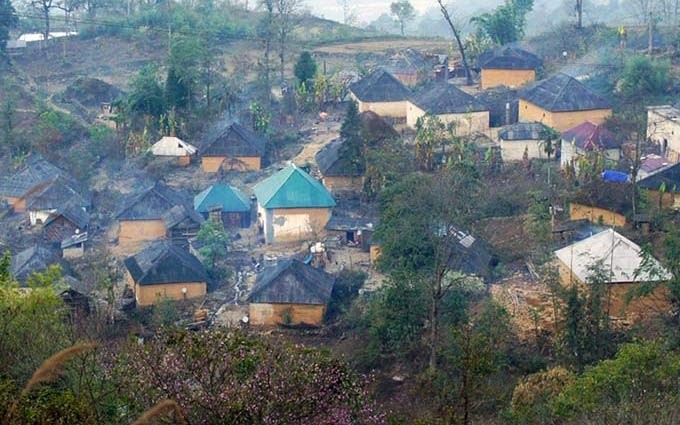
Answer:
(4, 0, 680, 423)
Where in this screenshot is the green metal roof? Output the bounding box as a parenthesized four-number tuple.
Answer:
(194, 184, 251, 213)
(253, 164, 336, 209)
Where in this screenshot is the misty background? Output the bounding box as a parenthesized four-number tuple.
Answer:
(304, 0, 653, 38)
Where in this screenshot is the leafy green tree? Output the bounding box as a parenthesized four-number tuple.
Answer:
(0, 0, 17, 58)
(166, 36, 206, 111)
(552, 340, 680, 422)
(390, 0, 415, 36)
(293, 51, 317, 88)
(471, 0, 534, 45)
(617, 55, 670, 101)
(524, 191, 551, 262)
(0, 255, 68, 382)
(414, 114, 447, 172)
(436, 299, 510, 425)
(249, 101, 271, 136)
(127, 65, 165, 119)
(196, 220, 230, 275)
(165, 66, 190, 110)
(510, 366, 575, 424)
(539, 125, 559, 160)
(375, 164, 481, 371)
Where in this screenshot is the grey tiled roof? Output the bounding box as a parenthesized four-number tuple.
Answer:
(201, 123, 266, 157)
(520, 73, 611, 112)
(410, 83, 487, 115)
(115, 182, 192, 221)
(349, 69, 411, 103)
(124, 240, 207, 285)
(248, 259, 335, 305)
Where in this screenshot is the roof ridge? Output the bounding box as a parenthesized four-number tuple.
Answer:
(262, 165, 297, 205)
(550, 74, 572, 111)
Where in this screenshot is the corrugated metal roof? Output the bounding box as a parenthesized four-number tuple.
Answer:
(194, 184, 250, 213)
(638, 162, 680, 192)
(555, 229, 671, 283)
(253, 164, 335, 209)
(498, 122, 548, 141)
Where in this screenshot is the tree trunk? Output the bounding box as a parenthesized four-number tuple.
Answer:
(436, 0, 473, 85)
(43, 6, 50, 51)
(429, 291, 439, 371)
(576, 0, 583, 29)
(400, 20, 404, 36)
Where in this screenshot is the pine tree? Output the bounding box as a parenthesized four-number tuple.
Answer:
(339, 101, 364, 175)
(293, 51, 317, 88)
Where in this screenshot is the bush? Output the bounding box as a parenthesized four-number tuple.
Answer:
(325, 269, 366, 322)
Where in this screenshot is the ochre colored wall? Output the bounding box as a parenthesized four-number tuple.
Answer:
(353, 96, 408, 119)
(645, 189, 680, 210)
(500, 139, 545, 161)
(128, 271, 206, 306)
(322, 176, 363, 191)
(0, 196, 19, 210)
(481, 68, 536, 89)
(201, 156, 261, 172)
(569, 202, 626, 227)
(249, 302, 325, 326)
(406, 102, 489, 135)
(518, 99, 612, 132)
(269, 207, 332, 243)
(177, 155, 191, 166)
(557, 259, 670, 322)
(392, 72, 419, 87)
(119, 220, 166, 250)
(12, 197, 26, 212)
(370, 244, 382, 264)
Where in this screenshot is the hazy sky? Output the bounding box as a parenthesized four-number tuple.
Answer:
(305, 0, 439, 25)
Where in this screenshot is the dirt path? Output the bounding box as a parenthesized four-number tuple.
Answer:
(292, 118, 341, 166)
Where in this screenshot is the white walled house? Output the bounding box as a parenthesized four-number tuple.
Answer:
(498, 122, 550, 161)
(647, 105, 680, 163)
(561, 121, 621, 172)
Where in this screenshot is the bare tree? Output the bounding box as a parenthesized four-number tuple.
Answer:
(576, 0, 583, 29)
(390, 0, 415, 36)
(436, 0, 472, 85)
(30, 0, 57, 48)
(336, 0, 356, 26)
(258, 0, 275, 102)
(274, 0, 301, 84)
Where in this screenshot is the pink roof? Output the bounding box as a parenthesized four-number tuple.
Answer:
(561, 121, 619, 151)
(640, 154, 672, 174)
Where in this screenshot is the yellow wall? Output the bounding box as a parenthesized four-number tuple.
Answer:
(569, 202, 626, 227)
(645, 189, 680, 210)
(322, 176, 363, 191)
(135, 282, 206, 306)
(177, 156, 191, 166)
(518, 99, 612, 132)
(0, 196, 20, 211)
(557, 259, 669, 322)
(370, 244, 382, 264)
(406, 102, 489, 135)
(249, 302, 325, 326)
(269, 207, 332, 243)
(351, 93, 407, 119)
(119, 220, 166, 251)
(201, 156, 261, 172)
(481, 68, 536, 89)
